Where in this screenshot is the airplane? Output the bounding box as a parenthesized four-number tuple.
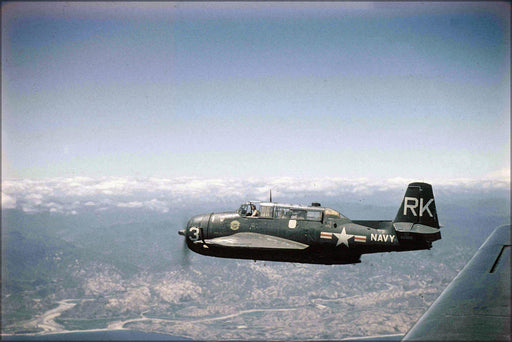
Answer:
(178, 182, 441, 265)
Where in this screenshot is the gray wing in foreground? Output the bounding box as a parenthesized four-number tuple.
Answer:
(203, 232, 309, 250)
(402, 224, 511, 341)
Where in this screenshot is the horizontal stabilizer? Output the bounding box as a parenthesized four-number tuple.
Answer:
(203, 232, 309, 250)
(410, 224, 440, 235)
(394, 222, 440, 234)
(394, 222, 441, 242)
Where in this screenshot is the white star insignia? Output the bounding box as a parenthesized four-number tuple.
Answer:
(333, 227, 353, 247)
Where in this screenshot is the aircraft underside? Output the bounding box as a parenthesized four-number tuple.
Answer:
(187, 237, 433, 265)
(188, 242, 362, 265)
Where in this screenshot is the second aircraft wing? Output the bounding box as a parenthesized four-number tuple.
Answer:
(402, 224, 511, 341)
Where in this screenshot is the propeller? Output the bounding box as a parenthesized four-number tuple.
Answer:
(178, 221, 190, 268)
(180, 235, 191, 269)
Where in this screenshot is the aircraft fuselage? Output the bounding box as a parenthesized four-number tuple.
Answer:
(180, 185, 440, 265)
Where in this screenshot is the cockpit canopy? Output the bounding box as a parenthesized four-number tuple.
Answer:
(237, 201, 345, 221)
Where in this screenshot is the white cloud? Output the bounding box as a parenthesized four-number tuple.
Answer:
(1, 192, 16, 209)
(1, 175, 509, 214)
(117, 201, 144, 208)
(25, 193, 43, 205)
(485, 168, 510, 182)
(145, 199, 170, 213)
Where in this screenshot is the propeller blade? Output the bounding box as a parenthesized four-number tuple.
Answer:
(178, 217, 191, 268)
(181, 236, 190, 269)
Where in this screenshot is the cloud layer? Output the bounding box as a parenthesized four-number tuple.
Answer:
(2, 174, 509, 215)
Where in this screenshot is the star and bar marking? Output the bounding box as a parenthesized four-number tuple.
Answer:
(333, 228, 353, 247)
(320, 232, 333, 239)
(353, 235, 366, 243)
(321, 228, 367, 247)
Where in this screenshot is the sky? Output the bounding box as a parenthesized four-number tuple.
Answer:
(2, 2, 510, 182)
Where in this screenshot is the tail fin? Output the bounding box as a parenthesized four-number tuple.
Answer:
(394, 182, 439, 228)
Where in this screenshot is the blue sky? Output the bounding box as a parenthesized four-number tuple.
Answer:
(2, 2, 510, 181)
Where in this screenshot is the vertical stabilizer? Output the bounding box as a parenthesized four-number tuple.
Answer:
(394, 182, 439, 228)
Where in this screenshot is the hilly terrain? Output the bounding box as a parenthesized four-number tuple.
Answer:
(2, 179, 509, 339)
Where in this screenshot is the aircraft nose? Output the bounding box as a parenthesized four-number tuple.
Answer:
(187, 214, 205, 228)
(179, 216, 196, 237)
(179, 214, 209, 240)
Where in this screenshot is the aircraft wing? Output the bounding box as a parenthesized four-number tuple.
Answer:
(402, 224, 511, 341)
(203, 232, 309, 250)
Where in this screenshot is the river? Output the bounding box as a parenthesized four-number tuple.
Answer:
(2, 298, 402, 341)
(2, 298, 296, 340)
(2, 330, 188, 341)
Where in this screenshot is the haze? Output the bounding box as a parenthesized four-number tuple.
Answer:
(2, 2, 510, 181)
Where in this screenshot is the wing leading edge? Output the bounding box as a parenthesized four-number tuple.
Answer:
(203, 232, 309, 250)
(402, 224, 511, 341)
